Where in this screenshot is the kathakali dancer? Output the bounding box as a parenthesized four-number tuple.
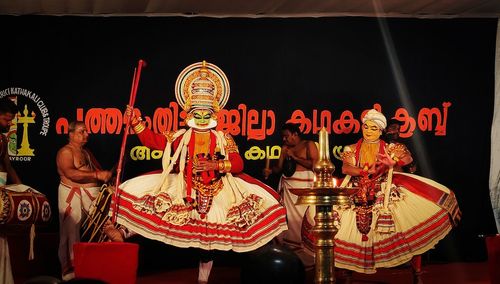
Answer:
(303, 109, 461, 281)
(110, 61, 287, 283)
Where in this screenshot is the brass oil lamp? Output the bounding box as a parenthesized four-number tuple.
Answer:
(290, 127, 358, 284)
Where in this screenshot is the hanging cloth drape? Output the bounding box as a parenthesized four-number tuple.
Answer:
(490, 18, 500, 233)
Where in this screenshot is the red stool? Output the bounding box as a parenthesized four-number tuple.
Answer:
(486, 234, 500, 284)
(73, 242, 139, 284)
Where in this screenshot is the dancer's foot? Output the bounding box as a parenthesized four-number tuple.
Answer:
(413, 271, 423, 284)
(61, 267, 75, 281)
(198, 260, 213, 284)
(411, 255, 423, 284)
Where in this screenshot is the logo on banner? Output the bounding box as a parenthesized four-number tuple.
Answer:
(0, 87, 51, 162)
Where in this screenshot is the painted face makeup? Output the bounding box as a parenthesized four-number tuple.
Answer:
(193, 110, 213, 127)
(362, 120, 382, 142)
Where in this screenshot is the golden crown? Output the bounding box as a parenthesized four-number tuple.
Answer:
(175, 60, 230, 114)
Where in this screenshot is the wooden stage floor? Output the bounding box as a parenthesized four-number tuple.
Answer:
(10, 232, 494, 284)
(135, 262, 490, 284)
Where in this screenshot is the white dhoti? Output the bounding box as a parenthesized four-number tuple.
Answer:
(278, 170, 316, 268)
(57, 182, 100, 279)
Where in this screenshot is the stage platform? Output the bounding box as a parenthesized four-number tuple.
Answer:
(134, 262, 490, 284)
(8, 232, 493, 284)
(15, 261, 491, 284)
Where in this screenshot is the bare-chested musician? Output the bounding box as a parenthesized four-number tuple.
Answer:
(263, 122, 319, 270)
(56, 121, 112, 281)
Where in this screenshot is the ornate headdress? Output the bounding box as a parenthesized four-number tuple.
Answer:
(175, 60, 230, 129)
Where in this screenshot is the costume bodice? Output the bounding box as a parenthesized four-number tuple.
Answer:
(192, 131, 211, 156)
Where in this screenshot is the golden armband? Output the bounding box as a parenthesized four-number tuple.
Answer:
(392, 156, 405, 166)
(218, 160, 225, 173)
(133, 122, 146, 134)
(223, 160, 232, 173)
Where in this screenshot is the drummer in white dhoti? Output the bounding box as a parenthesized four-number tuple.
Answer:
(263, 122, 319, 270)
(56, 121, 112, 281)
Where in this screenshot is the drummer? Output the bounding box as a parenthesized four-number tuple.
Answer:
(55, 121, 112, 281)
(0, 97, 22, 185)
(0, 97, 22, 284)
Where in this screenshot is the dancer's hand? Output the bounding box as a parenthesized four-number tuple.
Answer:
(377, 151, 396, 168)
(125, 105, 141, 125)
(194, 160, 218, 172)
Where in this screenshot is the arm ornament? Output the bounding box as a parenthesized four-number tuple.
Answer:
(133, 122, 146, 134)
(223, 160, 232, 172)
(130, 116, 142, 126)
(217, 159, 232, 173)
(223, 133, 239, 153)
(218, 160, 225, 172)
(391, 156, 405, 167)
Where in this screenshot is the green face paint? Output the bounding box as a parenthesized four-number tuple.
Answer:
(193, 110, 212, 127)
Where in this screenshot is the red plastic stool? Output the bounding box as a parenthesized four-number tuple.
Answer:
(486, 234, 500, 284)
(73, 242, 139, 284)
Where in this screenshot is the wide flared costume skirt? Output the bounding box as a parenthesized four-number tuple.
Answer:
(111, 172, 287, 252)
(304, 172, 461, 274)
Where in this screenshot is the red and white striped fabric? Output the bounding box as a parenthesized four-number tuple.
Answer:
(111, 172, 287, 252)
(303, 172, 460, 274)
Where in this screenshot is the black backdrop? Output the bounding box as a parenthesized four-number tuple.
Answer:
(1, 15, 497, 263)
